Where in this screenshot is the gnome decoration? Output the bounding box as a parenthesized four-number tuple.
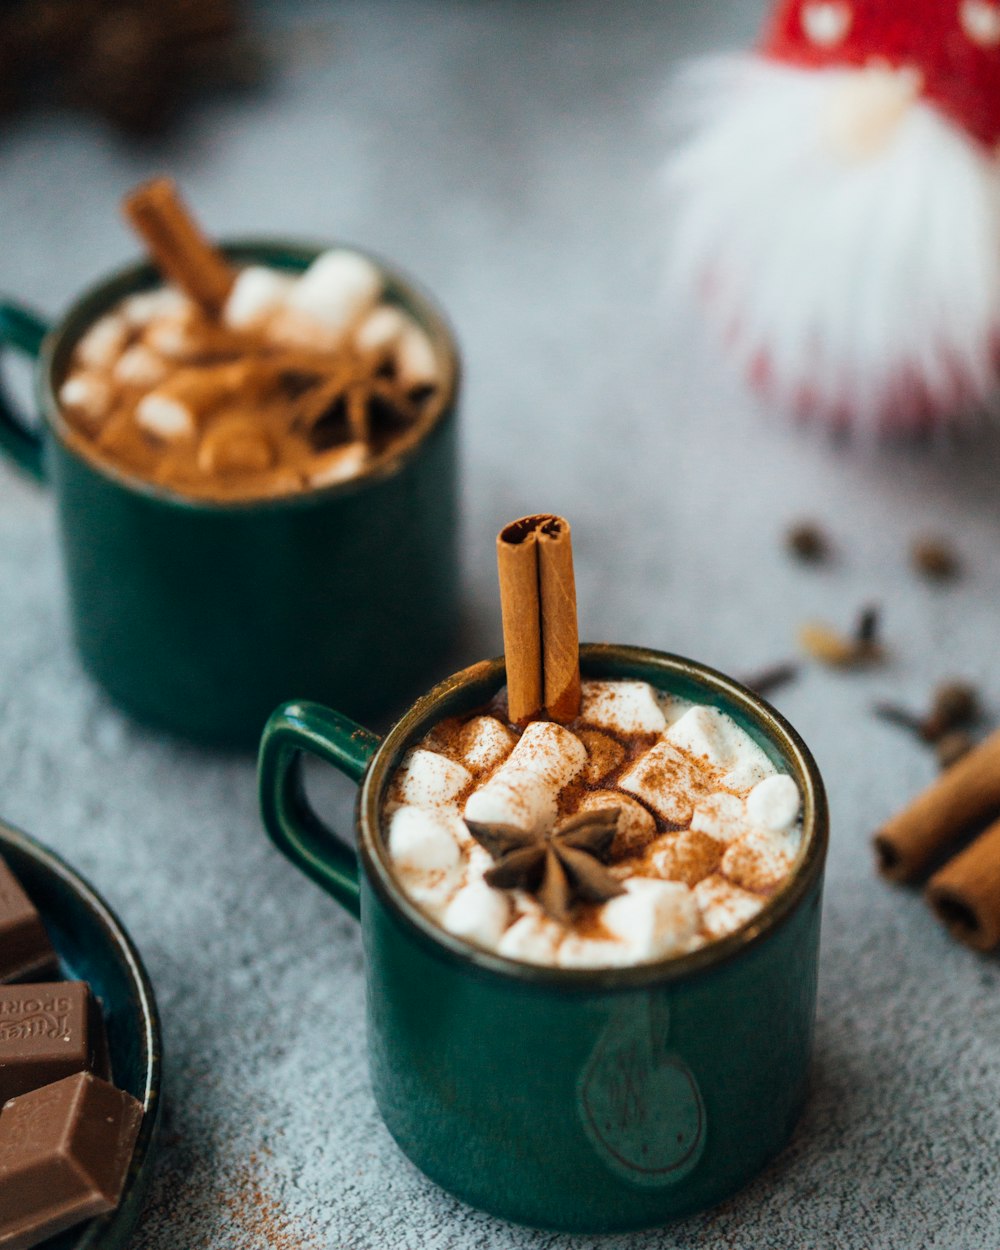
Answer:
(665, 0, 1000, 433)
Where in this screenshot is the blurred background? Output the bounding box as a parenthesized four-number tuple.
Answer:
(1, 3, 998, 1247)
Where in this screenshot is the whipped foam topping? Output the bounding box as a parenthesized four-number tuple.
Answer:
(383, 679, 804, 968)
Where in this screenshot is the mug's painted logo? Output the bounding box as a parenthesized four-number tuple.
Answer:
(579, 995, 706, 1186)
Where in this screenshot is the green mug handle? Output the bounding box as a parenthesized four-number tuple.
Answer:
(258, 700, 382, 919)
(0, 301, 50, 482)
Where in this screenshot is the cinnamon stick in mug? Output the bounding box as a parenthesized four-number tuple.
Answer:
(926, 816, 1000, 951)
(497, 515, 581, 725)
(122, 177, 235, 318)
(873, 728, 1000, 882)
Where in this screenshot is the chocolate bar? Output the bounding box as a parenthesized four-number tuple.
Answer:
(0, 1072, 143, 1249)
(0, 857, 58, 984)
(0, 982, 110, 1105)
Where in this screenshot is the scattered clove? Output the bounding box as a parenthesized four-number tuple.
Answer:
(785, 521, 831, 564)
(874, 681, 983, 762)
(911, 536, 961, 582)
(923, 681, 980, 742)
(739, 662, 800, 699)
(936, 731, 975, 771)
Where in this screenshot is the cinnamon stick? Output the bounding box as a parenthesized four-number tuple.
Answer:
(926, 816, 1000, 951)
(873, 728, 1000, 882)
(496, 515, 580, 725)
(122, 177, 235, 318)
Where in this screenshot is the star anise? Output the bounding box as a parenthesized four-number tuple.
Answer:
(465, 807, 624, 925)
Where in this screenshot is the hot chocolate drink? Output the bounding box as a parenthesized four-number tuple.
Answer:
(58, 252, 442, 501)
(57, 179, 445, 501)
(384, 678, 803, 967)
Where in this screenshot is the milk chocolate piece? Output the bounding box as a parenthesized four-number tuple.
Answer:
(0, 1072, 143, 1250)
(0, 982, 110, 1106)
(0, 858, 58, 984)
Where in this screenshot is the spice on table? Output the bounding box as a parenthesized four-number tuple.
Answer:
(873, 728, 1000, 882)
(466, 808, 624, 924)
(799, 605, 884, 669)
(935, 731, 975, 771)
(874, 680, 980, 751)
(925, 816, 1000, 951)
(922, 682, 980, 742)
(739, 661, 799, 698)
(785, 521, 831, 563)
(911, 536, 961, 581)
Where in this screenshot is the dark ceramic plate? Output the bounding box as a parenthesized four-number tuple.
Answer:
(0, 819, 162, 1250)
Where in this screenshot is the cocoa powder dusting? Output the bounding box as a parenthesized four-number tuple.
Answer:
(133, 1131, 321, 1250)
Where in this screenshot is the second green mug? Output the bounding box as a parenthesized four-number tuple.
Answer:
(258, 643, 829, 1232)
(0, 241, 460, 746)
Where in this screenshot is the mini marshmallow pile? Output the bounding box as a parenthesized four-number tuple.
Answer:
(59, 250, 440, 498)
(384, 679, 804, 969)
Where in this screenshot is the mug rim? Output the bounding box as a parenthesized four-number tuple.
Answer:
(358, 642, 829, 990)
(36, 237, 461, 514)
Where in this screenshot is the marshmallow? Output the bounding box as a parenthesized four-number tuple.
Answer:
(396, 321, 439, 392)
(387, 806, 462, 874)
(746, 774, 801, 832)
(558, 936, 633, 968)
(441, 882, 509, 949)
(457, 715, 516, 774)
(721, 828, 798, 893)
(143, 317, 197, 359)
(578, 790, 655, 857)
(75, 314, 128, 371)
(601, 878, 700, 961)
(693, 875, 764, 940)
(496, 913, 562, 964)
(286, 250, 382, 333)
(650, 829, 724, 887)
(120, 288, 188, 328)
(114, 344, 168, 388)
(391, 748, 472, 809)
(58, 373, 112, 422)
(265, 307, 342, 352)
(690, 792, 751, 844)
(578, 730, 626, 785)
(354, 304, 408, 355)
(307, 443, 368, 488)
(666, 706, 777, 794)
(223, 265, 296, 329)
(579, 680, 667, 735)
(464, 767, 557, 835)
(505, 721, 587, 788)
(619, 742, 716, 825)
(134, 394, 195, 440)
(464, 721, 585, 833)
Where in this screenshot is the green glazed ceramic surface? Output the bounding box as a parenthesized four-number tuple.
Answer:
(259, 644, 829, 1233)
(0, 242, 460, 746)
(0, 819, 162, 1250)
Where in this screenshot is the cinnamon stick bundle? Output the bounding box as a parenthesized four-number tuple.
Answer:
(926, 817, 1000, 951)
(497, 515, 581, 724)
(873, 728, 1000, 882)
(122, 177, 235, 318)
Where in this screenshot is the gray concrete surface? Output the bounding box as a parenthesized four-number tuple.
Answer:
(1, 2, 998, 1246)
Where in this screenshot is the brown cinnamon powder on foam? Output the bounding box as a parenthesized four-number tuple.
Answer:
(60, 290, 437, 502)
(394, 697, 788, 951)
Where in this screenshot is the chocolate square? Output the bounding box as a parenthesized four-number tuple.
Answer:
(0, 982, 110, 1106)
(0, 1072, 143, 1249)
(0, 857, 58, 984)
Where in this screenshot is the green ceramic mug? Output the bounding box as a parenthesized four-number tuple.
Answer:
(0, 242, 460, 745)
(258, 643, 829, 1233)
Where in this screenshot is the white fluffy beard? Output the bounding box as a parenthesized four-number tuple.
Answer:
(664, 56, 1000, 433)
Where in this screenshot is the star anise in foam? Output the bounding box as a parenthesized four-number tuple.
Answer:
(465, 807, 625, 925)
